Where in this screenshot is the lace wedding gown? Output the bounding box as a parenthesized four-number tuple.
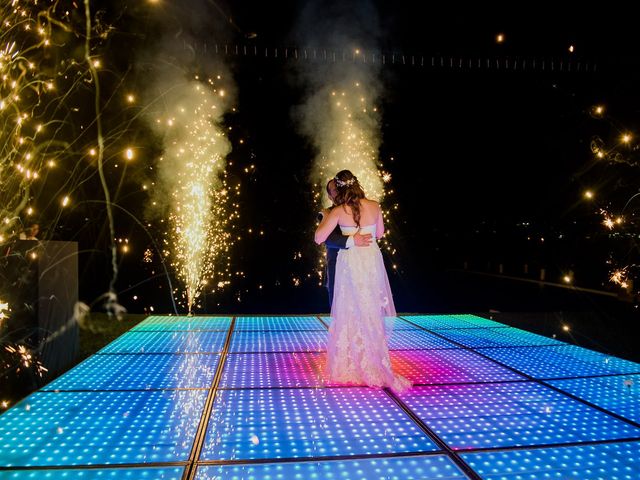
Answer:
(325, 224, 412, 393)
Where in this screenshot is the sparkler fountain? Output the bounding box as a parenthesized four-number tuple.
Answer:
(147, 76, 236, 314)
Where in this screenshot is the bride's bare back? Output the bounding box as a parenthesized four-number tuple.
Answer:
(315, 198, 384, 244)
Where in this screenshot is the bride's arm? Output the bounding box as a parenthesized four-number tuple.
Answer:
(315, 207, 341, 244)
(376, 204, 385, 239)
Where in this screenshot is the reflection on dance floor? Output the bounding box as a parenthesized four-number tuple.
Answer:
(1, 314, 639, 479)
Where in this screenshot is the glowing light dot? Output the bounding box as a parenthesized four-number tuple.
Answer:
(89, 148, 96, 156)
(622, 133, 632, 143)
(92, 59, 101, 68)
(563, 275, 572, 284)
(125, 148, 134, 160)
(594, 105, 604, 115)
(61, 196, 70, 207)
(569, 45, 574, 53)
(496, 33, 505, 43)
(562, 324, 570, 331)
(584, 190, 594, 199)
(126, 94, 135, 103)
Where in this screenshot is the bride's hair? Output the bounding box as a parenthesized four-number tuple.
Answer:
(334, 170, 365, 226)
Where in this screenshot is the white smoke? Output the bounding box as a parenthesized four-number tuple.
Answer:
(292, 1, 386, 204)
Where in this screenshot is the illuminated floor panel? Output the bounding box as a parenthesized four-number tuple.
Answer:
(43, 353, 219, 390)
(201, 387, 439, 460)
(132, 315, 231, 331)
(480, 345, 640, 379)
(195, 454, 470, 479)
(220, 352, 325, 388)
(0, 467, 185, 479)
(547, 374, 640, 424)
(461, 441, 640, 480)
(234, 316, 325, 331)
(99, 331, 227, 354)
(321, 316, 418, 330)
(400, 314, 507, 330)
(229, 330, 327, 352)
(397, 382, 640, 450)
(390, 349, 525, 384)
(3, 313, 640, 477)
(433, 327, 562, 348)
(0, 390, 206, 466)
(388, 329, 459, 350)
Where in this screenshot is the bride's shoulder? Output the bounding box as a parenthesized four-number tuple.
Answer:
(362, 198, 380, 209)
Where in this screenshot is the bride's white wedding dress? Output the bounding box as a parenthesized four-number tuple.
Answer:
(325, 224, 412, 393)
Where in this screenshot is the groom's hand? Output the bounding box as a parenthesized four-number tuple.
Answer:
(354, 231, 372, 247)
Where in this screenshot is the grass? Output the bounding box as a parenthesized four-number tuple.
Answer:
(76, 312, 147, 362)
(1, 312, 147, 412)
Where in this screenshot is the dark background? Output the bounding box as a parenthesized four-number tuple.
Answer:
(17, 2, 640, 351)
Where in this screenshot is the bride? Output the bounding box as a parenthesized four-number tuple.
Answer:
(315, 170, 412, 393)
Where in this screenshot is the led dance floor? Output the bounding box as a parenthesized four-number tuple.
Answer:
(1, 314, 639, 479)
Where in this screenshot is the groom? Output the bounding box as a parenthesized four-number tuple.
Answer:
(319, 178, 372, 306)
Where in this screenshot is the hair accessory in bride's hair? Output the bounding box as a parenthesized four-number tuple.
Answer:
(335, 177, 356, 187)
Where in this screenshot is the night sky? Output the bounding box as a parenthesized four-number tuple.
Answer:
(8, 1, 640, 316)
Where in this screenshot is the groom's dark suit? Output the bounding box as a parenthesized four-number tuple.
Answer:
(324, 224, 349, 305)
(318, 209, 349, 306)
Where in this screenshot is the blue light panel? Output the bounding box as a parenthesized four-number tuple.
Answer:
(195, 454, 470, 479)
(480, 345, 640, 379)
(0, 390, 206, 466)
(447, 314, 507, 327)
(321, 317, 417, 330)
(387, 330, 459, 350)
(433, 327, 561, 349)
(461, 441, 640, 480)
(234, 316, 325, 331)
(229, 331, 327, 353)
(0, 467, 185, 479)
(398, 382, 640, 450)
(43, 353, 219, 391)
(132, 315, 231, 331)
(220, 353, 325, 389)
(201, 387, 439, 460)
(399, 315, 507, 330)
(547, 374, 640, 424)
(99, 331, 227, 354)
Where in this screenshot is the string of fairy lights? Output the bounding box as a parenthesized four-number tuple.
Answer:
(0, 1, 242, 403)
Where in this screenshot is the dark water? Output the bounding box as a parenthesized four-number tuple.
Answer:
(404, 270, 640, 364)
